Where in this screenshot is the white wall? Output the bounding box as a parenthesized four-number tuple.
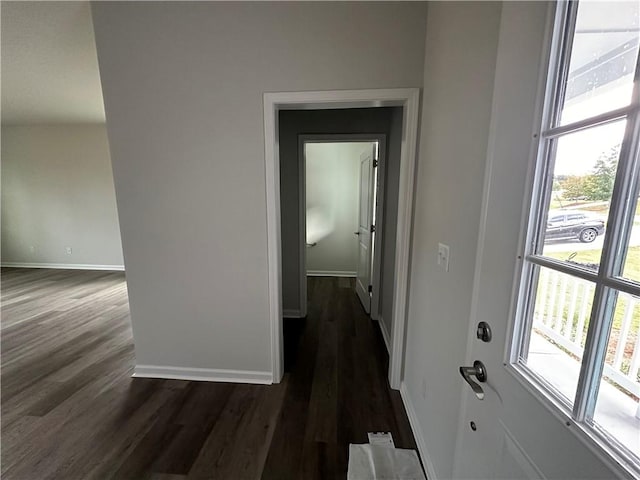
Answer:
(305, 142, 372, 276)
(1, 125, 124, 269)
(403, 3, 502, 478)
(91, 3, 427, 376)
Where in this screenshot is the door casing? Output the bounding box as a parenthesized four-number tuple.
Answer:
(263, 88, 420, 388)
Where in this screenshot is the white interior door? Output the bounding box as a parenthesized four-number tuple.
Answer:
(453, 4, 620, 479)
(355, 146, 375, 313)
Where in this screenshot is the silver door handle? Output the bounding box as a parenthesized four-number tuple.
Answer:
(459, 360, 487, 400)
(354, 232, 360, 236)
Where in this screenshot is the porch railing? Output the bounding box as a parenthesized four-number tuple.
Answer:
(532, 268, 640, 417)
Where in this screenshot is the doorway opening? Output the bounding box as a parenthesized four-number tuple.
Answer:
(300, 137, 386, 319)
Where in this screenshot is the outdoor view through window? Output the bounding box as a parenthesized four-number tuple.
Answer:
(515, 1, 640, 473)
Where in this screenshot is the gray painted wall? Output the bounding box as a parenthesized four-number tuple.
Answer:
(279, 108, 403, 329)
(402, 3, 501, 478)
(91, 2, 427, 374)
(1, 124, 124, 268)
(305, 142, 372, 276)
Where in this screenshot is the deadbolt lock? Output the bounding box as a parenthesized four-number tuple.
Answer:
(476, 321, 492, 342)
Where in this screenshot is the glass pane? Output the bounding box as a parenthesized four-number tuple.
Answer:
(523, 266, 596, 404)
(621, 195, 640, 284)
(542, 121, 626, 269)
(559, 1, 639, 126)
(592, 291, 640, 459)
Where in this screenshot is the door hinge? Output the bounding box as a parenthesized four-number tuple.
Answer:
(370, 224, 376, 233)
(368, 285, 373, 293)
(373, 159, 378, 168)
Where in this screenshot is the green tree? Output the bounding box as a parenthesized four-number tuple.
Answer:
(583, 144, 620, 201)
(561, 175, 587, 201)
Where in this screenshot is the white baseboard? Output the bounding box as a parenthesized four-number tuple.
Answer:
(306, 270, 356, 277)
(377, 316, 391, 354)
(400, 381, 439, 480)
(133, 364, 273, 384)
(283, 309, 304, 318)
(1, 262, 125, 271)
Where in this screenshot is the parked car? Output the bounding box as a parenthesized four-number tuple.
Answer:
(545, 210, 605, 243)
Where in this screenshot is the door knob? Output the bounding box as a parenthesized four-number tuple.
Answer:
(459, 360, 487, 400)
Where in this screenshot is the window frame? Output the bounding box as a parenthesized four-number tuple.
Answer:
(509, 0, 640, 475)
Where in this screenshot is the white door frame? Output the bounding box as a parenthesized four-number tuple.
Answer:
(299, 134, 387, 321)
(263, 88, 420, 389)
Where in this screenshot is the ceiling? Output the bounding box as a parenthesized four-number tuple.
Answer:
(1, 1, 105, 125)
(3, 1, 635, 127)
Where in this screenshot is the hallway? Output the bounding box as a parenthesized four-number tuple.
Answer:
(1, 269, 417, 479)
(264, 276, 418, 478)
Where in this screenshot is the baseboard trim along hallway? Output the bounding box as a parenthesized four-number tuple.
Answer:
(133, 365, 273, 384)
(283, 309, 304, 318)
(306, 270, 357, 277)
(400, 381, 439, 480)
(377, 316, 392, 354)
(1, 262, 125, 271)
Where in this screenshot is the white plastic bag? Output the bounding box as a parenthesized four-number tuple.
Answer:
(347, 444, 426, 480)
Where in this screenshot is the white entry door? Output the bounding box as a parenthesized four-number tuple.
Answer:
(451, 7, 546, 473)
(451, 9, 545, 475)
(355, 145, 376, 313)
(453, 3, 623, 479)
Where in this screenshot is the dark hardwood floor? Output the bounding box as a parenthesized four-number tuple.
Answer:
(1, 268, 418, 479)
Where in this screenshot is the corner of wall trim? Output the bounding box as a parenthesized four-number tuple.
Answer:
(400, 381, 439, 480)
(132, 365, 273, 384)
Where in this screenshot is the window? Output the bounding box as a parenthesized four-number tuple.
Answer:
(512, 1, 640, 474)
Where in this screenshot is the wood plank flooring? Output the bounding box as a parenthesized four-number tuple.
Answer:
(1, 268, 418, 479)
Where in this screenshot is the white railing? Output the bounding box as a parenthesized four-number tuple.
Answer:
(532, 269, 640, 417)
